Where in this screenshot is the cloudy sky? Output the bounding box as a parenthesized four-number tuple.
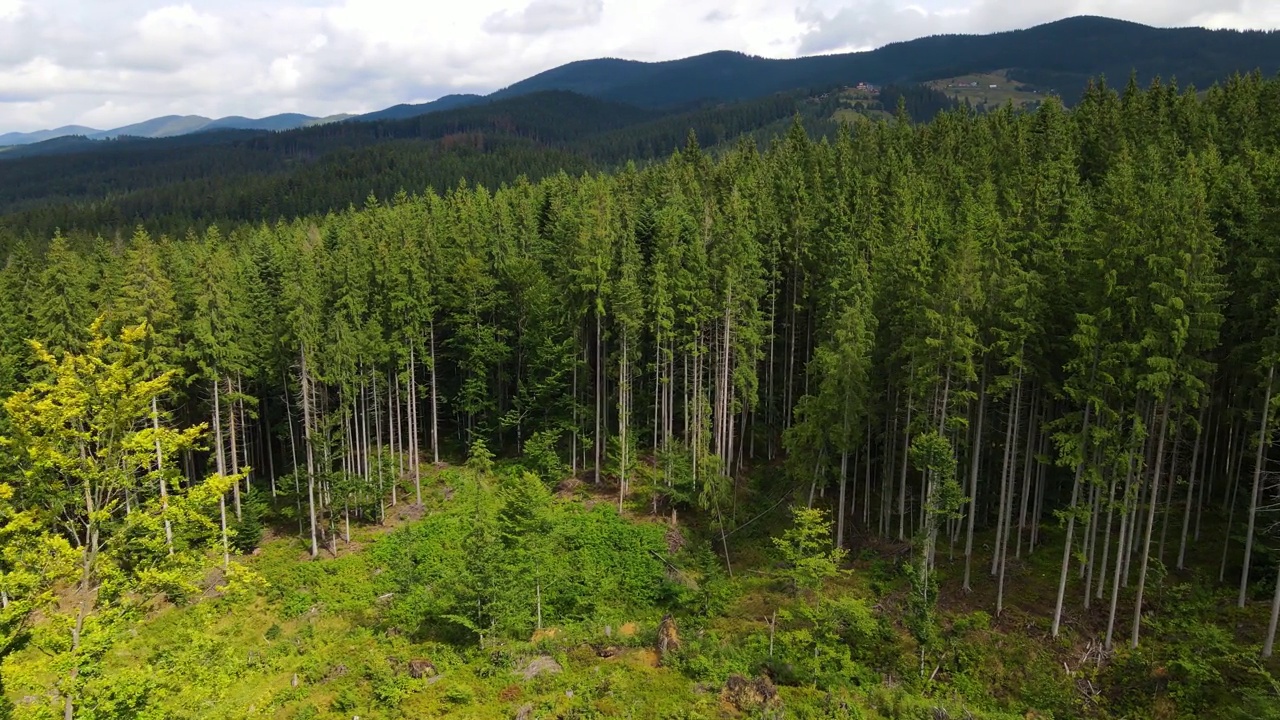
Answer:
(0, 0, 1276, 132)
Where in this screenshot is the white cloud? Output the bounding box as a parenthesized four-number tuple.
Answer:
(484, 0, 605, 35)
(0, 0, 24, 22)
(0, 0, 1275, 133)
(795, 0, 1279, 53)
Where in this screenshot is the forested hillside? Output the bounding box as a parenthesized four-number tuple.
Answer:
(490, 16, 1280, 107)
(3, 72, 1280, 718)
(0, 91, 837, 236)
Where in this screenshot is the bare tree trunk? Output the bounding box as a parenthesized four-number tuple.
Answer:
(237, 376, 251, 500)
(992, 386, 1018, 578)
(301, 351, 319, 559)
(63, 601, 86, 720)
(864, 423, 873, 527)
(595, 310, 603, 484)
(374, 369, 384, 524)
(1220, 430, 1242, 582)
(1052, 397, 1094, 638)
(1083, 459, 1100, 608)
(388, 367, 398, 507)
(284, 370, 301, 529)
(1106, 442, 1138, 650)
(572, 336, 579, 476)
(997, 377, 1023, 616)
(1016, 396, 1037, 558)
(837, 446, 850, 550)
(619, 331, 628, 513)
(1266, 557, 1280, 656)
(152, 395, 173, 554)
(213, 377, 231, 569)
(409, 344, 422, 505)
(1132, 393, 1174, 648)
(1239, 364, 1275, 607)
(1157, 431, 1182, 564)
(898, 384, 913, 542)
(1177, 401, 1208, 569)
(1031, 431, 1047, 552)
(1096, 448, 1121, 602)
(430, 320, 440, 465)
(227, 377, 242, 520)
(1196, 408, 1220, 543)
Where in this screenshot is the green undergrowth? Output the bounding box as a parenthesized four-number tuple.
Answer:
(3, 464, 1277, 719)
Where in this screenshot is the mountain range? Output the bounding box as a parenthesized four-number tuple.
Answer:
(4, 16, 1279, 148)
(0, 112, 353, 147)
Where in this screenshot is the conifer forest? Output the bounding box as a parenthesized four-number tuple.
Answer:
(4, 74, 1280, 719)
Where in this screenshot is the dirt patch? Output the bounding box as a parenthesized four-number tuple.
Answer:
(531, 627, 560, 642)
(619, 622, 638, 638)
(657, 614, 681, 663)
(407, 659, 437, 678)
(636, 649, 661, 668)
(721, 674, 779, 714)
(519, 655, 563, 681)
(555, 477, 583, 499)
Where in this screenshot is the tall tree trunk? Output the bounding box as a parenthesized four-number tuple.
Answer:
(213, 377, 231, 569)
(838, 447, 850, 550)
(1197, 408, 1220, 543)
(152, 395, 173, 554)
(1132, 392, 1173, 648)
(237, 377, 251, 500)
(864, 424, 873, 528)
(301, 351, 319, 559)
(619, 331, 628, 513)
(1051, 398, 1094, 638)
(992, 386, 1019, 578)
(1030, 432, 1047, 553)
(1239, 364, 1275, 607)
(284, 369, 302, 529)
(1096, 472, 1118, 602)
(430, 320, 440, 465)
(997, 377, 1023, 616)
(63, 601, 86, 720)
(595, 309, 603, 484)
(409, 344, 421, 505)
(1177, 401, 1208, 569)
(374, 369, 384, 524)
(572, 336, 579, 476)
(227, 377, 242, 520)
(1105, 443, 1138, 649)
(1083, 464, 1100, 608)
(1016, 396, 1037, 558)
(898, 386, 913, 542)
(1266, 554, 1280, 657)
(262, 388, 277, 498)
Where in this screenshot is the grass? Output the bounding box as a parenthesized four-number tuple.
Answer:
(926, 70, 1049, 109)
(5, 463, 1280, 719)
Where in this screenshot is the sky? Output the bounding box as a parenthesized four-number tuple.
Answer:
(0, 0, 1277, 133)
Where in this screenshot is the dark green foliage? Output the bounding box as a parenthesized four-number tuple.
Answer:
(228, 489, 266, 554)
(6, 62, 1280, 720)
(372, 470, 669, 645)
(492, 17, 1280, 109)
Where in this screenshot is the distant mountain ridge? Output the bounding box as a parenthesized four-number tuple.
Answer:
(4, 15, 1280, 147)
(0, 112, 351, 146)
(490, 16, 1280, 108)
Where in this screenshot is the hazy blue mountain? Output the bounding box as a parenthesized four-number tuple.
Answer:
(201, 113, 319, 132)
(5, 15, 1280, 144)
(306, 114, 354, 126)
(0, 125, 101, 146)
(89, 115, 214, 139)
(2, 113, 335, 146)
